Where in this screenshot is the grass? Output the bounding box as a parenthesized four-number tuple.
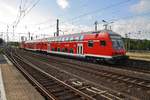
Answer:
(127, 51, 150, 61)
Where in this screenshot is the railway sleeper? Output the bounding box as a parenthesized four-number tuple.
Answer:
(6, 50, 97, 100)
(51, 88, 70, 94)
(51, 88, 69, 93)
(54, 91, 76, 97)
(11, 49, 143, 100)
(58, 94, 82, 100)
(42, 82, 57, 86)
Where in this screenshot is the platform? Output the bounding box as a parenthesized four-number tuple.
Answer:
(0, 55, 44, 100)
(0, 55, 7, 64)
(127, 52, 150, 61)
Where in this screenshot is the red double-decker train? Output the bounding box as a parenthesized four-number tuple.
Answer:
(20, 29, 128, 62)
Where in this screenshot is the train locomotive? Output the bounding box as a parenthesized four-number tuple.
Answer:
(20, 29, 128, 62)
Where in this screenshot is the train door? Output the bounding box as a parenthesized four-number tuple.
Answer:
(77, 44, 83, 55)
(48, 43, 51, 51)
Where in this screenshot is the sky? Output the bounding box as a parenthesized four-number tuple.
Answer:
(0, 0, 150, 41)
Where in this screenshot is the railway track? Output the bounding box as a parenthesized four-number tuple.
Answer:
(110, 59, 150, 74)
(14, 49, 150, 99)
(5, 49, 96, 100)
(22, 49, 150, 75)
(27, 52, 150, 88)
(4, 48, 127, 100)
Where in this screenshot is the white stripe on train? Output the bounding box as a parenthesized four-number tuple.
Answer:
(25, 48, 113, 59)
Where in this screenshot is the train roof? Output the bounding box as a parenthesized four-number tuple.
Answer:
(25, 29, 121, 43)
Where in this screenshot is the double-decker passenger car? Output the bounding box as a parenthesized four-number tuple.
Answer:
(20, 29, 128, 62)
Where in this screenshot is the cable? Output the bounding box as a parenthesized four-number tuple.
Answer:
(29, 0, 95, 26)
(33, 0, 131, 32)
(109, 11, 150, 23)
(24, 0, 41, 16)
(13, 0, 23, 26)
(61, 0, 131, 25)
(22, 0, 28, 10)
(13, 0, 41, 30)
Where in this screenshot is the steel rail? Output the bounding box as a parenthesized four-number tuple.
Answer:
(17, 49, 150, 99)
(5, 49, 96, 100)
(21, 50, 150, 89)
(16, 49, 140, 100)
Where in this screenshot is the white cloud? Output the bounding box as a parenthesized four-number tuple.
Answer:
(0, 2, 17, 24)
(1, 0, 149, 41)
(57, 16, 150, 40)
(57, 0, 69, 9)
(112, 17, 150, 40)
(59, 22, 93, 35)
(130, 0, 150, 13)
(0, 0, 56, 41)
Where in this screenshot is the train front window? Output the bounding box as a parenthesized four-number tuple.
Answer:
(112, 39, 124, 50)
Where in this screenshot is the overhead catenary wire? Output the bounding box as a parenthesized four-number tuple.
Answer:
(13, 0, 41, 29)
(13, 0, 23, 27)
(23, 0, 41, 16)
(35, 0, 132, 32)
(30, 0, 91, 26)
(13, 0, 150, 40)
(22, 0, 28, 11)
(9, 0, 41, 42)
(60, 0, 131, 25)
(110, 11, 150, 22)
(30, 0, 131, 31)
